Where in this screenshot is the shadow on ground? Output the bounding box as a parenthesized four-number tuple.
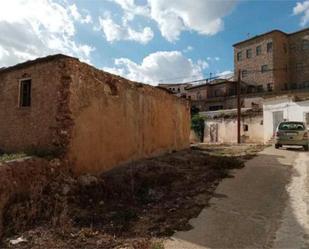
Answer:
(165, 146, 308, 249)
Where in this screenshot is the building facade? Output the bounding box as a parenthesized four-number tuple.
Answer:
(234, 28, 309, 92)
(158, 83, 192, 98)
(0, 54, 190, 175)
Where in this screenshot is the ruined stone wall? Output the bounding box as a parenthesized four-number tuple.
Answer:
(66, 61, 191, 175)
(0, 56, 73, 154)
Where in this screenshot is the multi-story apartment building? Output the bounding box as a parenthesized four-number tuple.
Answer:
(158, 83, 192, 98)
(234, 27, 309, 92)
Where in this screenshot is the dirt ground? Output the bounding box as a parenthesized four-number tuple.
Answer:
(0, 145, 264, 249)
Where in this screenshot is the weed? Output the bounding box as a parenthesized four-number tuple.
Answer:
(151, 241, 164, 249)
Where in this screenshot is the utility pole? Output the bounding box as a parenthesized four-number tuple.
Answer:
(237, 69, 241, 144)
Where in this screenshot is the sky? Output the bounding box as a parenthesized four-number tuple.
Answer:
(0, 0, 308, 85)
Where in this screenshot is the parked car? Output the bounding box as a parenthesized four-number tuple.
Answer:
(275, 121, 308, 151)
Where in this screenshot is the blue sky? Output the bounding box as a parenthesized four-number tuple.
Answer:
(0, 0, 308, 85)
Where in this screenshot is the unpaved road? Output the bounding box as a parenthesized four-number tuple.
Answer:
(165, 146, 309, 249)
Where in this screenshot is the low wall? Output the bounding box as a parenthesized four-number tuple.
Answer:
(66, 61, 191, 175)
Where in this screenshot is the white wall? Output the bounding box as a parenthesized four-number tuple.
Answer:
(204, 115, 264, 144)
(263, 96, 309, 143)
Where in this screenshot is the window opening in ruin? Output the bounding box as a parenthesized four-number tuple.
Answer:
(19, 79, 31, 107)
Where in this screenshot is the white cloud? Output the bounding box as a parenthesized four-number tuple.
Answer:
(0, 0, 94, 67)
(99, 14, 154, 44)
(293, 1, 309, 26)
(111, 0, 237, 42)
(103, 51, 207, 85)
(207, 56, 220, 62)
(110, 0, 149, 22)
(69, 4, 93, 24)
(183, 45, 194, 53)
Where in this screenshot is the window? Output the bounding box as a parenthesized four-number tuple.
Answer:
(19, 79, 31, 107)
(256, 45, 262, 55)
(214, 89, 220, 97)
(279, 122, 305, 131)
(267, 83, 273, 92)
(296, 63, 303, 71)
(241, 70, 248, 78)
(267, 42, 273, 53)
(243, 124, 249, 132)
(237, 51, 242, 61)
(302, 40, 309, 50)
(299, 82, 309, 89)
(209, 105, 223, 111)
(178, 88, 180, 92)
(257, 85, 264, 92)
(284, 83, 288, 90)
(246, 49, 252, 58)
(261, 65, 268, 73)
(229, 88, 236, 96)
(197, 91, 202, 100)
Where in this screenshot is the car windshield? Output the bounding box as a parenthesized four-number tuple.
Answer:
(279, 122, 305, 131)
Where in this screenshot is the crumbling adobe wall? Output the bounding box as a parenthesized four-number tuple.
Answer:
(0, 157, 64, 239)
(0, 56, 74, 155)
(66, 61, 191, 175)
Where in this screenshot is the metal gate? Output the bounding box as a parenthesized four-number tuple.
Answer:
(272, 111, 284, 133)
(210, 124, 218, 143)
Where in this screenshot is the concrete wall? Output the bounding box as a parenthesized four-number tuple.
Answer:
(263, 96, 309, 142)
(66, 61, 191, 175)
(204, 115, 264, 144)
(0, 57, 68, 153)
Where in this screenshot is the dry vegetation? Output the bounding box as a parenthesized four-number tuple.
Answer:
(1, 145, 263, 249)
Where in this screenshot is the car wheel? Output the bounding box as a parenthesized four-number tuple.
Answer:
(275, 144, 280, 149)
(304, 145, 309, 151)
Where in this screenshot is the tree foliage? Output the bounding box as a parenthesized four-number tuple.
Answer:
(191, 114, 205, 142)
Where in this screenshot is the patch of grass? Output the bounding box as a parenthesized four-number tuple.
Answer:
(0, 153, 27, 162)
(151, 241, 164, 249)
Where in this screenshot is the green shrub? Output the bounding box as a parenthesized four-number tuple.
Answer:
(191, 114, 205, 142)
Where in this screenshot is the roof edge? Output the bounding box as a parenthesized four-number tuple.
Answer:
(0, 54, 78, 75)
(233, 29, 286, 47)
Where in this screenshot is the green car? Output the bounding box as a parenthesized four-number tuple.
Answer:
(275, 121, 308, 151)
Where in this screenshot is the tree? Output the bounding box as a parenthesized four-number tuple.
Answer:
(191, 114, 205, 142)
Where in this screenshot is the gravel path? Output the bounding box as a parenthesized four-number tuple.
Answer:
(165, 146, 309, 249)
